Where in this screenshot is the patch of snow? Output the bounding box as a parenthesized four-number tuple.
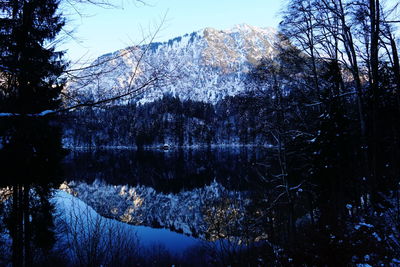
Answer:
(372, 232, 381, 242)
(0, 113, 14, 117)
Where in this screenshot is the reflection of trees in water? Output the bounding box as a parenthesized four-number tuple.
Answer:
(203, 190, 249, 242)
(0, 118, 65, 266)
(201, 188, 287, 266)
(63, 148, 267, 193)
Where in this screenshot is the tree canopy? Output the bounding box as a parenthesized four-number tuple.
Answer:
(0, 0, 67, 114)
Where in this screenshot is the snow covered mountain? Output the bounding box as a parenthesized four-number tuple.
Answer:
(66, 24, 277, 105)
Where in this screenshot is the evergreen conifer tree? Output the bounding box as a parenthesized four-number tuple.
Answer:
(0, 0, 66, 114)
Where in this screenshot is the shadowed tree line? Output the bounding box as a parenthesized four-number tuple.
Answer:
(0, 0, 67, 265)
(238, 0, 400, 265)
(60, 94, 273, 148)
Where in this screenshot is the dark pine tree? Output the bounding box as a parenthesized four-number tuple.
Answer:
(0, 0, 67, 265)
(0, 0, 66, 114)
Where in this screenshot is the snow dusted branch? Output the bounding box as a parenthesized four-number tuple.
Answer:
(60, 12, 171, 112)
(0, 110, 57, 118)
(0, 13, 171, 118)
(304, 90, 358, 107)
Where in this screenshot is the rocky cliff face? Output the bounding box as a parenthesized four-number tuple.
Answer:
(66, 24, 277, 105)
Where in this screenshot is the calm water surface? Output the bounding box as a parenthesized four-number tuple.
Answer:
(62, 147, 270, 192)
(61, 147, 271, 254)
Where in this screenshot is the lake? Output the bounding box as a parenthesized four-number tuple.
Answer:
(0, 119, 276, 266)
(56, 147, 276, 264)
(2, 119, 389, 266)
(62, 147, 271, 193)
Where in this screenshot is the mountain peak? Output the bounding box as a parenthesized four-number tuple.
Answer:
(202, 24, 276, 36)
(67, 24, 278, 105)
(231, 23, 258, 32)
(229, 23, 277, 35)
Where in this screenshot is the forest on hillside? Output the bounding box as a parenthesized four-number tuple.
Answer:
(61, 94, 273, 148)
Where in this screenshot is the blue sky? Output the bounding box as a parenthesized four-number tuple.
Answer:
(59, 0, 283, 64)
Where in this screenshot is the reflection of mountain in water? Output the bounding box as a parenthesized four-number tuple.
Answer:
(64, 179, 260, 242)
(61, 147, 276, 242)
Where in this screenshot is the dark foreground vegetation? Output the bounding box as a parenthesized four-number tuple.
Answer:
(246, 0, 400, 265)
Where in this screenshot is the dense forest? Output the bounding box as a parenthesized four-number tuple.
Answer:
(238, 0, 400, 265)
(61, 94, 273, 148)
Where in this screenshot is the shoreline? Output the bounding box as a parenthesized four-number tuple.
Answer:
(62, 143, 276, 151)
